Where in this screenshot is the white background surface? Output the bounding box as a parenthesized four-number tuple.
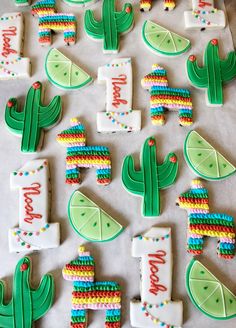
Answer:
(0, 0, 235, 327)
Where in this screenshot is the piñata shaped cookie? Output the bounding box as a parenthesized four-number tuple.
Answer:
(140, 0, 176, 12)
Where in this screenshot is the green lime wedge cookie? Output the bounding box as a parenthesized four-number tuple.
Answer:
(68, 190, 124, 242)
(142, 20, 191, 57)
(184, 130, 236, 181)
(186, 259, 236, 320)
(45, 48, 93, 90)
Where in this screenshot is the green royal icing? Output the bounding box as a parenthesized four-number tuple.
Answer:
(0, 257, 54, 328)
(68, 190, 124, 242)
(142, 20, 191, 57)
(15, 0, 30, 5)
(184, 130, 236, 181)
(5, 82, 62, 153)
(63, 0, 96, 5)
(186, 259, 236, 320)
(122, 137, 178, 217)
(84, 0, 134, 53)
(187, 39, 236, 106)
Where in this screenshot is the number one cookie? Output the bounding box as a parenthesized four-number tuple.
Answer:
(130, 227, 183, 327)
(184, 0, 226, 30)
(9, 159, 60, 252)
(97, 58, 141, 133)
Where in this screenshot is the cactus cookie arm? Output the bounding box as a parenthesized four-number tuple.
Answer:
(5, 99, 24, 133)
(158, 153, 178, 189)
(84, 10, 104, 39)
(122, 156, 144, 195)
(221, 51, 236, 83)
(32, 274, 54, 321)
(39, 96, 62, 128)
(0, 281, 13, 326)
(187, 58, 208, 88)
(115, 3, 134, 33)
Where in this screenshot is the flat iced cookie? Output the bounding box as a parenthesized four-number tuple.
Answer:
(32, 0, 77, 46)
(140, 0, 176, 12)
(142, 21, 191, 57)
(122, 136, 178, 217)
(184, 130, 236, 180)
(5, 81, 62, 153)
(142, 64, 193, 126)
(185, 0, 226, 30)
(0, 12, 31, 79)
(45, 48, 93, 90)
(177, 179, 235, 259)
(62, 0, 98, 6)
(84, 0, 134, 54)
(130, 227, 183, 327)
(57, 118, 112, 185)
(15, 0, 30, 5)
(63, 246, 121, 327)
(9, 159, 60, 252)
(187, 39, 236, 107)
(97, 58, 141, 133)
(186, 259, 236, 319)
(68, 190, 123, 242)
(0, 257, 54, 327)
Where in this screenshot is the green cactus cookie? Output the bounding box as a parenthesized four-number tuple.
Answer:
(122, 137, 178, 217)
(5, 81, 62, 153)
(15, 0, 30, 5)
(187, 39, 236, 106)
(0, 257, 54, 328)
(84, 0, 134, 54)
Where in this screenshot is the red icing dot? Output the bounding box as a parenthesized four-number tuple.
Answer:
(7, 100, 14, 108)
(26, 245, 31, 249)
(32, 82, 41, 89)
(125, 6, 131, 13)
(211, 39, 218, 46)
(20, 263, 28, 271)
(148, 139, 155, 146)
(170, 156, 177, 163)
(189, 55, 196, 62)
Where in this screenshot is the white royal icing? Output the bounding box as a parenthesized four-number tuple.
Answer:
(0, 12, 31, 80)
(184, 0, 225, 30)
(9, 159, 60, 252)
(130, 227, 183, 328)
(97, 58, 141, 133)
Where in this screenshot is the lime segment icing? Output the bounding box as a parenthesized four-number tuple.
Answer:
(142, 20, 191, 56)
(45, 48, 93, 90)
(68, 190, 123, 242)
(184, 130, 236, 180)
(186, 259, 236, 320)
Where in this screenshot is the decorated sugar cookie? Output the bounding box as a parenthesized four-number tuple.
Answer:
(31, 0, 77, 46)
(45, 48, 93, 90)
(15, 0, 30, 5)
(0, 257, 54, 327)
(140, 0, 176, 12)
(84, 0, 134, 54)
(97, 58, 141, 133)
(63, 246, 121, 327)
(68, 190, 123, 242)
(0, 12, 31, 80)
(187, 39, 236, 106)
(184, 0, 226, 30)
(130, 227, 183, 327)
(5, 81, 62, 153)
(63, 0, 98, 6)
(142, 65, 193, 126)
(184, 130, 236, 180)
(57, 118, 112, 185)
(186, 259, 236, 320)
(176, 179, 235, 259)
(122, 136, 178, 217)
(142, 21, 191, 57)
(9, 159, 60, 252)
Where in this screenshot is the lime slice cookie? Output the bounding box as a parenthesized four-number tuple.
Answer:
(68, 190, 124, 242)
(142, 20, 191, 56)
(184, 130, 236, 180)
(186, 259, 236, 320)
(45, 48, 93, 90)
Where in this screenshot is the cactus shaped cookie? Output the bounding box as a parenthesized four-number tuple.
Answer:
(84, 0, 134, 54)
(15, 0, 30, 5)
(122, 137, 178, 217)
(187, 39, 236, 106)
(0, 257, 54, 327)
(5, 81, 62, 152)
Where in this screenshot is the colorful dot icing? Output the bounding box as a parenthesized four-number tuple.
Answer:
(31, 0, 77, 46)
(63, 246, 121, 327)
(57, 118, 112, 185)
(176, 179, 235, 259)
(140, 0, 176, 12)
(141, 64, 193, 126)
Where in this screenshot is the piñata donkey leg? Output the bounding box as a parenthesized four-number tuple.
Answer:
(39, 28, 52, 46)
(163, 0, 176, 10)
(66, 164, 81, 184)
(105, 309, 121, 328)
(71, 309, 87, 328)
(179, 107, 193, 126)
(151, 106, 165, 125)
(96, 168, 112, 186)
(218, 237, 235, 259)
(187, 233, 204, 255)
(140, 0, 152, 12)
(64, 28, 76, 46)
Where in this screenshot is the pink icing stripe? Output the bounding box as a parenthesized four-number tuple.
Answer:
(151, 104, 192, 109)
(62, 275, 94, 282)
(72, 304, 121, 310)
(189, 209, 209, 213)
(220, 238, 235, 243)
(189, 234, 203, 238)
(67, 164, 111, 169)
